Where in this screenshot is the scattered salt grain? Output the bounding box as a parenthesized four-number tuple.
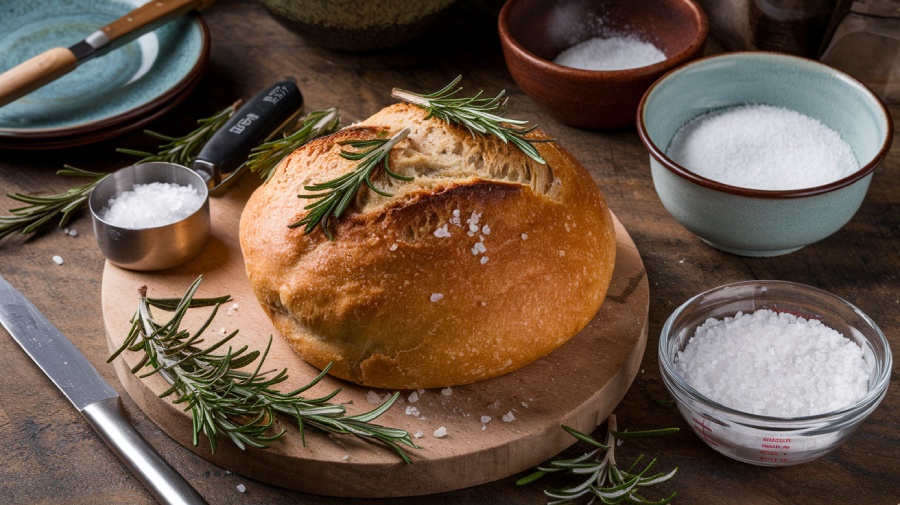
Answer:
(480, 256, 489, 265)
(227, 303, 239, 316)
(675, 309, 870, 417)
(219, 327, 227, 335)
(616, 438, 623, 447)
(480, 415, 492, 424)
(51, 255, 64, 265)
(466, 212, 482, 233)
(430, 293, 444, 303)
(389, 243, 399, 251)
(408, 391, 420, 403)
(405, 406, 420, 417)
(666, 104, 858, 190)
(100, 182, 204, 229)
(520, 402, 528, 408)
(414, 431, 424, 439)
(417, 389, 425, 394)
(67, 229, 77, 237)
(441, 387, 453, 396)
(554, 33, 666, 71)
(559, 250, 566, 257)
(521, 233, 528, 240)
(236, 484, 247, 493)
(366, 390, 383, 405)
(434, 224, 451, 238)
(342, 454, 349, 461)
(482, 225, 491, 235)
(502, 411, 516, 423)
(450, 209, 462, 227)
(471, 242, 487, 255)
(434, 426, 448, 438)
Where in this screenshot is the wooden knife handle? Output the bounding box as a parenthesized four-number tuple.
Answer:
(0, 47, 77, 107)
(99, 0, 215, 44)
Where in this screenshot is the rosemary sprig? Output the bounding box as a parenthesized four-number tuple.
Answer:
(110, 276, 417, 461)
(0, 166, 107, 240)
(245, 107, 342, 181)
(117, 101, 240, 165)
(290, 127, 412, 239)
(517, 415, 679, 504)
(392, 76, 549, 165)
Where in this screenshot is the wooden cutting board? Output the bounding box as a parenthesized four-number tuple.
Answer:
(101, 174, 649, 498)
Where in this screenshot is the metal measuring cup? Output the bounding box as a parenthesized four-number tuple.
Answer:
(88, 79, 304, 271)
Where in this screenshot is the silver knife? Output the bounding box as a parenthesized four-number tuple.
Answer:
(0, 274, 207, 505)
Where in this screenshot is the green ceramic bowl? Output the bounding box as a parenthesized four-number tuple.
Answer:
(637, 52, 893, 257)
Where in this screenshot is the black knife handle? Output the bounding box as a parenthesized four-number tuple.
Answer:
(192, 79, 303, 187)
(81, 397, 208, 505)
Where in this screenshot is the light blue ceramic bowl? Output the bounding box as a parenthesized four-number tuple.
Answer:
(637, 52, 893, 257)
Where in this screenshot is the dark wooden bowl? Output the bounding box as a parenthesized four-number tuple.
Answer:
(498, 0, 708, 129)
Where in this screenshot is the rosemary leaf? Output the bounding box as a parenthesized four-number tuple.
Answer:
(517, 415, 678, 505)
(392, 76, 550, 165)
(246, 107, 341, 181)
(290, 127, 412, 240)
(112, 276, 417, 462)
(0, 166, 107, 240)
(117, 101, 240, 165)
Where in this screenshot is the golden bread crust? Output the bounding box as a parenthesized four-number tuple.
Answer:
(239, 103, 615, 389)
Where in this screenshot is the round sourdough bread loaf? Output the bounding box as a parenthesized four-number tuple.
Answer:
(239, 103, 616, 389)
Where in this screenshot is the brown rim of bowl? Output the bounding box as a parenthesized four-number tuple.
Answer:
(636, 51, 895, 199)
(0, 12, 210, 140)
(497, 0, 708, 82)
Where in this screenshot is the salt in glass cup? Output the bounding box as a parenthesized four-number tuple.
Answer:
(658, 280, 891, 466)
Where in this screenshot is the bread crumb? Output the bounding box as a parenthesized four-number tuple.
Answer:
(441, 387, 453, 396)
(559, 250, 566, 257)
(52, 255, 64, 265)
(502, 411, 516, 422)
(434, 224, 451, 238)
(434, 426, 448, 438)
(430, 293, 444, 303)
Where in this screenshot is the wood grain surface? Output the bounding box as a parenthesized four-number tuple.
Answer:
(0, 1, 898, 504)
(100, 176, 647, 498)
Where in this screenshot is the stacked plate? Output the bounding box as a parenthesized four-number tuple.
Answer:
(0, 0, 210, 150)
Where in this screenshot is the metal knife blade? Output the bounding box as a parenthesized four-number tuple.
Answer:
(0, 273, 207, 505)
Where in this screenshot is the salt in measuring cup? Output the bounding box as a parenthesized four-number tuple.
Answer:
(89, 79, 303, 271)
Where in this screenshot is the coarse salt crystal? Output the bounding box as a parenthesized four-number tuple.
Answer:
(414, 432, 424, 439)
(67, 229, 77, 237)
(389, 243, 399, 251)
(480, 415, 492, 424)
(430, 293, 444, 303)
(434, 224, 451, 238)
(366, 390, 383, 405)
(502, 411, 516, 422)
(342, 454, 349, 460)
(434, 426, 448, 438)
(675, 309, 870, 417)
(405, 406, 420, 416)
(480, 256, 489, 265)
(521, 233, 528, 240)
(471, 242, 487, 255)
(482, 225, 491, 235)
(408, 392, 419, 403)
(236, 484, 247, 493)
(51, 255, 64, 265)
(466, 211, 482, 233)
(441, 387, 453, 396)
(450, 209, 462, 227)
(100, 182, 205, 229)
(227, 303, 239, 315)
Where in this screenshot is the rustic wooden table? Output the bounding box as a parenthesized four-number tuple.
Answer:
(1, 1, 897, 503)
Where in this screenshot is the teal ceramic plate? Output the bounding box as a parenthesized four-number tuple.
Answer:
(0, 0, 209, 142)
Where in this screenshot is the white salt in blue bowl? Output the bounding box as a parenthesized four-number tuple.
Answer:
(659, 281, 891, 466)
(637, 52, 893, 257)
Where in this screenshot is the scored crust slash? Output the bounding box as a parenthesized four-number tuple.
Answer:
(239, 103, 616, 389)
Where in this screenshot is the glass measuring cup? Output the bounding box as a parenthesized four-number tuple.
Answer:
(658, 281, 891, 466)
(88, 79, 303, 271)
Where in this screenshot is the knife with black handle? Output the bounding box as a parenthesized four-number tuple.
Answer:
(0, 273, 207, 505)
